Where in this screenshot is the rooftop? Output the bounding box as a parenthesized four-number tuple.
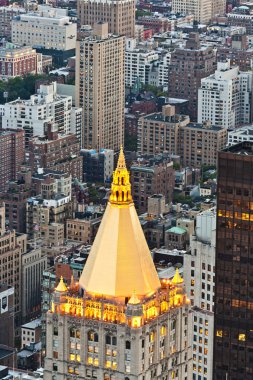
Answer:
(167, 226, 186, 235)
(222, 141, 253, 155)
(21, 318, 41, 330)
(187, 122, 224, 132)
(144, 112, 188, 123)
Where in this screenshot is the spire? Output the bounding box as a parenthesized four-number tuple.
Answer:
(109, 146, 133, 205)
(172, 268, 184, 285)
(79, 147, 160, 298)
(117, 145, 126, 169)
(55, 276, 68, 292)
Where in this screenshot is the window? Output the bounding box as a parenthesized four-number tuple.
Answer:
(125, 341, 131, 350)
(88, 331, 98, 342)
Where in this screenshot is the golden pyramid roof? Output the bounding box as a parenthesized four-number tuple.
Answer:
(55, 276, 68, 292)
(172, 268, 184, 285)
(79, 147, 160, 298)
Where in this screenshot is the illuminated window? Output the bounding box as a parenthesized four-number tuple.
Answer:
(88, 345, 94, 353)
(106, 349, 111, 356)
(216, 330, 223, 337)
(70, 342, 75, 349)
(204, 348, 208, 355)
(74, 367, 79, 375)
(149, 331, 155, 342)
(94, 358, 99, 366)
(112, 350, 117, 357)
(160, 325, 166, 336)
(88, 331, 98, 342)
(112, 361, 117, 369)
(205, 330, 208, 336)
(87, 356, 93, 365)
(70, 354, 75, 361)
(106, 360, 111, 368)
(238, 334, 246, 341)
(76, 355, 80, 362)
(68, 366, 74, 374)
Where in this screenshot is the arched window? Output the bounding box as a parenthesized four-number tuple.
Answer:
(112, 336, 117, 346)
(160, 325, 167, 336)
(88, 330, 99, 342)
(70, 328, 75, 338)
(125, 340, 131, 350)
(104, 374, 110, 380)
(105, 334, 111, 345)
(70, 328, 80, 339)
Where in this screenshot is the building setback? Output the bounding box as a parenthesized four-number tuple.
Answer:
(213, 142, 253, 380)
(76, 23, 125, 151)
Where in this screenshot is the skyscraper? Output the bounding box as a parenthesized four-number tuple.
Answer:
(77, 0, 135, 38)
(76, 23, 125, 151)
(213, 142, 253, 380)
(44, 148, 192, 380)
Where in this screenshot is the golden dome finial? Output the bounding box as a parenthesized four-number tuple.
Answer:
(109, 147, 133, 205)
(172, 268, 184, 285)
(55, 276, 68, 292)
(128, 290, 140, 305)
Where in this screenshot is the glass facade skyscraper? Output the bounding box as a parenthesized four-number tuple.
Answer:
(214, 142, 253, 380)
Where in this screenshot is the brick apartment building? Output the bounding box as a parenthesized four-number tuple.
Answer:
(130, 155, 175, 214)
(28, 124, 83, 181)
(168, 32, 216, 121)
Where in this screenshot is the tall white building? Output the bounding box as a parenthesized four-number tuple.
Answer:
(198, 61, 253, 129)
(184, 208, 216, 380)
(228, 125, 253, 146)
(125, 39, 159, 87)
(11, 5, 76, 61)
(1, 82, 82, 146)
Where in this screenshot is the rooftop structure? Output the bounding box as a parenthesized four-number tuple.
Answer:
(44, 148, 192, 380)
